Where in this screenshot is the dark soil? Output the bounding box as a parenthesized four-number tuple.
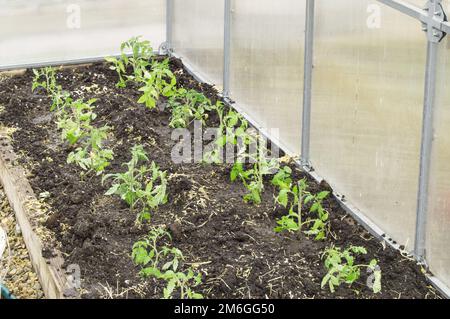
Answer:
(0, 58, 441, 299)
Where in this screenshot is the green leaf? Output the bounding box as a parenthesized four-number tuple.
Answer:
(162, 261, 172, 271)
(105, 184, 120, 196)
(277, 189, 289, 207)
(230, 163, 242, 182)
(321, 273, 331, 289)
(317, 191, 330, 200)
(191, 292, 203, 299)
(310, 202, 319, 213)
(350, 246, 367, 255)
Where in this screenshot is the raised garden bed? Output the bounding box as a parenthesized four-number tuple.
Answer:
(0, 40, 442, 299)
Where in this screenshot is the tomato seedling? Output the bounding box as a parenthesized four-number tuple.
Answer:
(132, 226, 203, 299)
(203, 105, 250, 164)
(67, 125, 114, 175)
(321, 245, 382, 294)
(138, 59, 177, 109)
(231, 136, 280, 205)
(102, 145, 167, 221)
(105, 36, 154, 87)
(56, 98, 97, 145)
(168, 88, 212, 128)
(32, 67, 71, 112)
(272, 168, 330, 240)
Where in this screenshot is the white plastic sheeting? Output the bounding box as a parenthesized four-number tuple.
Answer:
(0, 0, 165, 68)
(172, 0, 224, 87)
(310, 0, 426, 251)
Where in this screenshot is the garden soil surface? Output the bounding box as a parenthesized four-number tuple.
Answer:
(0, 58, 442, 299)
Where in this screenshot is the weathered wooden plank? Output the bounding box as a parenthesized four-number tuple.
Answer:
(0, 130, 71, 299)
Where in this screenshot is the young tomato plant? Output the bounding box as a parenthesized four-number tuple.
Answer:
(159, 268, 204, 300)
(32, 67, 58, 96)
(121, 36, 154, 83)
(168, 88, 213, 128)
(321, 245, 382, 294)
(105, 36, 154, 87)
(230, 135, 280, 205)
(272, 168, 330, 240)
(139, 161, 169, 221)
(103, 145, 149, 210)
(273, 176, 307, 233)
(105, 56, 127, 88)
(33, 67, 114, 177)
(56, 98, 97, 145)
(132, 226, 203, 299)
(32, 67, 70, 112)
(102, 145, 167, 221)
(138, 59, 177, 109)
(67, 125, 114, 175)
(132, 226, 174, 270)
(304, 189, 330, 240)
(203, 105, 250, 164)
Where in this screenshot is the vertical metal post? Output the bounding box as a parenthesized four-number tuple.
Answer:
(166, 0, 174, 52)
(414, 0, 445, 261)
(223, 0, 232, 98)
(415, 40, 438, 260)
(301, 0, 315, 166)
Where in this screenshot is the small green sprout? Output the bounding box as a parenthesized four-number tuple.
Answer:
(32, 67, 71, 112)
(105, 36, 154, 87)
(105, 56, 128, 88)
(321, 245, 382, 294)
(56, 98, 97, 145)
(138, 59, 177, 109)
(168, 88, 213, 128)
(272, 169, 330, 240)
(32, 67, 58, 95)
(132, 226, 203, 299)
(67, 126, 114, 175)
(102, 145, 167, 221)
(231, 147, 280, 205)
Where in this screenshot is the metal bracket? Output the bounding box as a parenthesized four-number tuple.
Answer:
(421, 0, 447, 43)
(158, 41, 171, 55)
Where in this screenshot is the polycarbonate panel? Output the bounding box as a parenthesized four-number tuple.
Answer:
(0, 0, 165, 68)
(172, 0, 224, 87)
(310, 0, 426, 250)
(427, 24, 450, 289)
(229, 0, 305, 155)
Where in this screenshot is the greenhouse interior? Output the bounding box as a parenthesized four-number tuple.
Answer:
(0, 0, 449, 302)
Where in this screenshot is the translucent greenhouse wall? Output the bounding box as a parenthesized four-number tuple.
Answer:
(172, 0, 224, 87)
(0, 0, 165, 68)
(229, 0, 305, 155)
(0, 0, 449, 293)
(310, 0, 426, 251)
(427, 0, 450, 290)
